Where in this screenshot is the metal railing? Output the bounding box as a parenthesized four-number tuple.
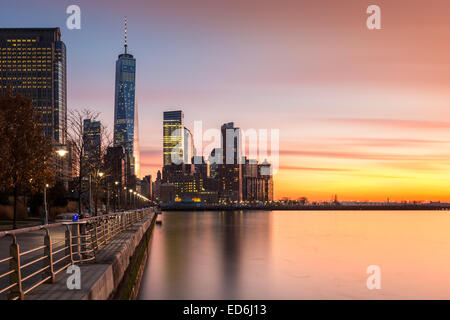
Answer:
(0, 208, 151, 300)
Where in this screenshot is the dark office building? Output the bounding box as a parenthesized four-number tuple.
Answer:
(152, 170, 162, 201)
(217, 122, 242, 202)
(141, 175, 152, 200)
(0, 28, 67, 144)
(104, 146, 126, 186)
(83, 119, 101, 163)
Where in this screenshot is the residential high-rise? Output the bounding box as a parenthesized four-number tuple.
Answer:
(259, 160, 274, 202)
(114, 18, 138, 180)
(163, 110, 184, 166)
(0, 28, 68, 186)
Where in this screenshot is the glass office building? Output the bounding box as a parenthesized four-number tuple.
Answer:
(163, 110, 184, 166)
(0, 28, 67, 145)
(113, 32, 137, 177)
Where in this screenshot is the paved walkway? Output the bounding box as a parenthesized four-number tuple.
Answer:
(0, 226, 66, 300)
(26, 214, 154, 300)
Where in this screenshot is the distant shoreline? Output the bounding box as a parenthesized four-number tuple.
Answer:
(161, 204, 450, 211)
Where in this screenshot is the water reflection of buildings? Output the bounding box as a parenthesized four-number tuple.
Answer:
(146, 211, 272, 299)
(218, 211, 274, 299)
(219, 211, 243, 298)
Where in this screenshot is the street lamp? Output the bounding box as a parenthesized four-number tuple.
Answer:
(114, 181, 119, 212)
(124, 187, 127, 209)
(129, 189, 133, 209)
(94, 171, 104, 216)
(56, 149, 68, 157)
(55, 148, 68, 188)
(43, 183, 49, 225)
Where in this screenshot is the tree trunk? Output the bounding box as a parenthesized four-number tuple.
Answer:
(12, 186, 18, 230)
(78, 175, 82, 215)
(94, 182, 98, 216)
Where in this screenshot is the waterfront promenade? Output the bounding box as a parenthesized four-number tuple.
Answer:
(0, 209, 156, 300)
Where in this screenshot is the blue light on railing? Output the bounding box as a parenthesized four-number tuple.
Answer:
(73, 214, 79, 221)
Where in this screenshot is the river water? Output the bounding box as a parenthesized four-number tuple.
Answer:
(137, 210, 450, 299)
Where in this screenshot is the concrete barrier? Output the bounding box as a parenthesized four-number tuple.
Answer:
(26, 211, 156, 300)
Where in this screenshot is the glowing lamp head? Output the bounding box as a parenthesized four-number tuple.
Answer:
(56, 149, 68, 157)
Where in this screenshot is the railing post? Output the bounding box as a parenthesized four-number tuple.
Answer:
(8, 235, 23, 300)
(43, 229, 55, 283)
(108, 217, 112, 240)
(93, 221, 99, 251)
(80, 223, 87, 260)
(103, 218, 108, 245)
(65, 225, 74, 265)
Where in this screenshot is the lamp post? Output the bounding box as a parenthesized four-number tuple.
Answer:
(42, 183, 49, 225)
(124, 187, 127, 210)
(129, 189, 133, 209)
(106, 182, 110, 214)
(42, 148, 68, 225)
(114, 181, 118, 212)
(133, 191, 136, 209)
(94, 171, 104, 216)
(88, 173, 92, 215)
(55, 148, 68, 189)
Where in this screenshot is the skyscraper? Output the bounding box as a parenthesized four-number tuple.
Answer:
(163, 110, 184, 166)
(114, 18, 138, 180)
(218, 122, 242, 202)
(0, 28, 67, 144)
(0, 28, 68, 187)
(221, 122, 242, 165)
(83, 119, 101, 163)
(184, 127, 194, 164)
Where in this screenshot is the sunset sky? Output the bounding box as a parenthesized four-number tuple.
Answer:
(3, 0, 450, 201)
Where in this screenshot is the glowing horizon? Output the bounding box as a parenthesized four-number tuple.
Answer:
(3, 0, 450, 201)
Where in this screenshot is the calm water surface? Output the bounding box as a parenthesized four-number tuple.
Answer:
(138, 210, 450, 299)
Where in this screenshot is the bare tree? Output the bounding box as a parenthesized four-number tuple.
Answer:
(89, 123, 113, 216)
(67, 109, 112, 216)
(67, 109, 99, 216)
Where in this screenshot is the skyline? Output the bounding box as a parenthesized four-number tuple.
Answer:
(3, 1, 450, 201)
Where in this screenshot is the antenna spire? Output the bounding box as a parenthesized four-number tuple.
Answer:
(124, 16, 128, 54)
